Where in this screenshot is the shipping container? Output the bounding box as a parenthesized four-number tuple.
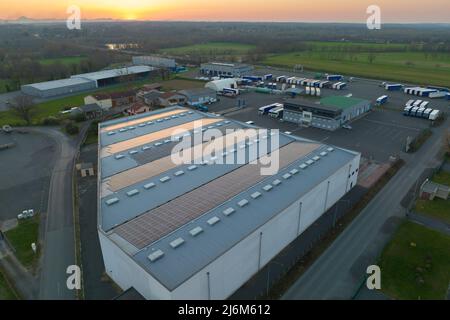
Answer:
(429, 110, 441, 121)
(422, 108, 433, 119)
(385, 84, 403, 91)
(405, 99, 415, 107)
(412, 100, 423, 107)
(419, 101, 429, 108)
(403, 106, 414, 115)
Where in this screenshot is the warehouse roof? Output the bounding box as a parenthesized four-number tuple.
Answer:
(22, 77, 95, 90)
(320, 96, 369, 110)
(72, 65, 154, 82)
(98, 106, 359, 290)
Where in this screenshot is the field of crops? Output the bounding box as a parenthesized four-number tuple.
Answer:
(263, 42, 450, 87)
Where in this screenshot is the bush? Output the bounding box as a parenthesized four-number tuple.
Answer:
(70, 112, 87, 123)
(65, 121, 79, 135)
(41, 116, 61, 126)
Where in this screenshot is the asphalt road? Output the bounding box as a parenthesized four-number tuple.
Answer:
(283, 118, 449, 299)
(24, 126, 88, 300)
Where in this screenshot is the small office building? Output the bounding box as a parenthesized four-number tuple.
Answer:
(283, 96, 371, 131)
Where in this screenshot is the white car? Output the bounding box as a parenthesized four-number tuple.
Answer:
(342, 124, 352, 130)
(245, 121, 254, 125)
(17, 209, 35, 220)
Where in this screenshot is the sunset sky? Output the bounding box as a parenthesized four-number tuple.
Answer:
(1, 0, 449, 23)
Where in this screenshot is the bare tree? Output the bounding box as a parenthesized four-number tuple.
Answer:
(10, 95, 35, 125)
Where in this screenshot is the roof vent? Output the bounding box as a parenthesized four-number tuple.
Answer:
(128, 126, 136, 130)
(251, 192, 262, 199)
(171, 115, 178, 119)
(327, 147, 334, 152)
(129, 150, 138, 155)
(144, 182, 155, 190)
(290, 168, 299, 175)
(188, 111, 194, 114)
(119, 128, 127, 132)
(138, 123, 146, 127)
(126, 189, 139, 197)
(207, 216, 220, 226)
(306, 160, 314, 165)
(237, 199, 249, 207)
(313, 156, 320, 161)
(147, 121, 154, 125)
(263, 184, 273, 192)
(142, 145, 151, 151)
(115, 154, 125, 160)
(164, 139, 171, 144)
(174, 170, 184, 177)
(272, 179, 282, 186)
(188, 165, 197, 171)
(223, 207, 235, 216)
(148, 249, 164, 262)
(105, 197, 119, 206)
(107, 131, 116, 136)
(224, 120, 231, 124)
(320, 151, 328, 156)
(170, 237, 185, 249)
(299, 163, 307, 169)
(160, 176, 171, 183)
(282, 173, 292, 180)
(154, 142, 163, 147)
(156, 119, 163, 123)
(189, 226, 203, 237)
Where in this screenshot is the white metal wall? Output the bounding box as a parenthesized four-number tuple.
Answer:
(100, 152, 360, 300)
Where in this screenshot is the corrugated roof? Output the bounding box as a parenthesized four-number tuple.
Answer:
(320, 96, 369, 110)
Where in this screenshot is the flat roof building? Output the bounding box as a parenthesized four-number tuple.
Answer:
(132, 56, 176, 69)
(283, 96, 371, 131)
(21, 65, 156, 98)
(200, 62, 253, 77)
(97, 106, 360, 299)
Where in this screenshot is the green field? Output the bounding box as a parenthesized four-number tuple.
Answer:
(161, 42, 255, 56)
(263, 42, 450, 87)
(38, 56, 87, 66)
(414, 169, 450, 224)
(0, 269, 17, 300)
(378, 221, 450, 299)
(5, 215, 40, 271)
(0, 79, 16, 93)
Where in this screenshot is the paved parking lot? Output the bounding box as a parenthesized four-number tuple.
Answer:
(202, 90, 431, 162)
(0, 131, 55, 221)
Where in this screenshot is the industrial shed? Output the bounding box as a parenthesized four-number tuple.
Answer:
(97, 106, 360, 299)
(21, 65, 156, 98)
(200, 62, 253, 77)
(21, 77, 96, 98)
(132, 56, 176, 69)
(178, 88, 217, 106)
(205, 78, 238, 92)
(72, 65, 155, 87)
(283, 96, 371, 130)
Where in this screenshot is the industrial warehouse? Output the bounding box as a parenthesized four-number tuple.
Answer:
(21, 65, 156, 98)
(283, 96, 372, 130)
(97, 106, 360, 299)
(200, 62, 254, 77)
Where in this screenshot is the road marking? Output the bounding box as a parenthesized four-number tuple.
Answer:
(361, 118, 421, 131)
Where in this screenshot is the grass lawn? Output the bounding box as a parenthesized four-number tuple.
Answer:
(378, 220, 450, 299)
(415, 198, 450, 225)
(0, 79, 17, 93)
(38, 56, 87, 66)
(262, 45, 450, 87)
(4, 215, 40, 271)
(432, 170, 450, 186)
(0, 269, 17, 300)
(161, 42, 255, 56)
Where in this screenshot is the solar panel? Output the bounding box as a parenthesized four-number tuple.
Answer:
(105, 129, 259, 192)
(101, 118, 223, 157)
(113, 142, 320, 249)
(101, 109, 187, 133)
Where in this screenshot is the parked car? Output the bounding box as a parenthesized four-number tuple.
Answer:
(17, 209, 35, 220)
(342, 124, 352, 130)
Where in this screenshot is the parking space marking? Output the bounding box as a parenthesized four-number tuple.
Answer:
(361, 118, 421, 131)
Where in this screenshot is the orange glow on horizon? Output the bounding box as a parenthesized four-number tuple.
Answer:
(0, 0, 449, 23)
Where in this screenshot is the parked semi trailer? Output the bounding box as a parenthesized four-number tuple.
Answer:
(258, 102, 283, 115)
(385, 83, 403, 91)
(269, 106, 284, 118)
(327, 74, 343, 81)
(376, 95, 388, 105)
